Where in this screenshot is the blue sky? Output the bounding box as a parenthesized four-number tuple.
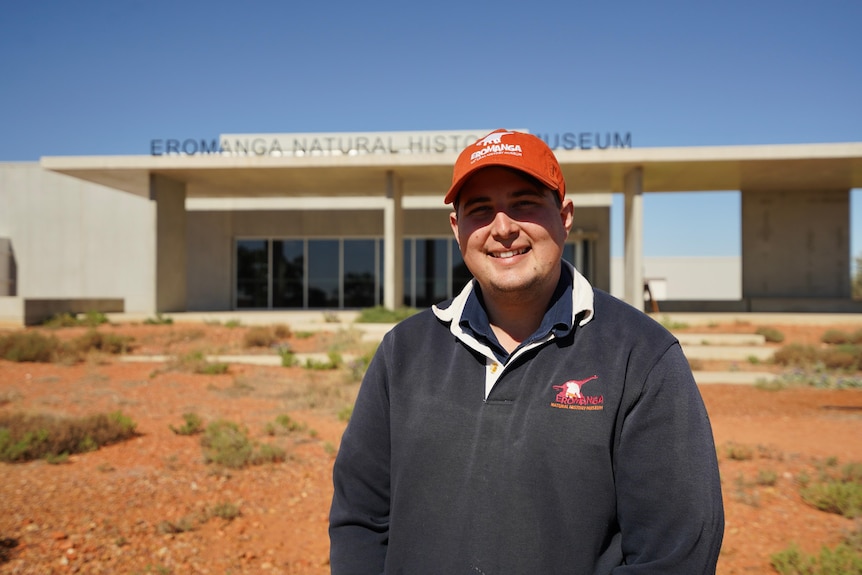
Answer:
(2, 0, 860, 261)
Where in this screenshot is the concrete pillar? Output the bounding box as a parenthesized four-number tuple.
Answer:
(383, 171, 404, 309)
(623, 168, 644, 309)
(149, 174, 187, 312)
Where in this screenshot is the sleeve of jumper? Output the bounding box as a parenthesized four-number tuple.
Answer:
(329, 345, 392, 574)
(612, 343, 725, 574)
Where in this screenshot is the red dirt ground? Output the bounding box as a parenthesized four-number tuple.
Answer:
(1, 320, 861, 574)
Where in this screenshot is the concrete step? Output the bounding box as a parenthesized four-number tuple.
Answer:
(681, 344, 774, 361)
(692, 371, 772, 385)
(675, 333, 767, 346)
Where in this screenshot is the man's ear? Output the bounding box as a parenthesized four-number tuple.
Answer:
(449, 210, 461, 247)
(561, 198, 574, 234)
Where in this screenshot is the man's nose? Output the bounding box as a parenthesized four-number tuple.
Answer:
(489, 210, 518, 238)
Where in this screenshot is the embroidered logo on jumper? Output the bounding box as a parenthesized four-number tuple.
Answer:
(550, 375, 603, 411)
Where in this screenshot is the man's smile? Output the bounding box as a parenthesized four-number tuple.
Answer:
(490, 247, 529, 259)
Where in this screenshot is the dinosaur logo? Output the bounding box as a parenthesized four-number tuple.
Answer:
(475, 131, 514, 147)
(551, 375, 603, 410)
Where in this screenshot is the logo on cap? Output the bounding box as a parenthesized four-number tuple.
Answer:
(470, 131, 523, 164)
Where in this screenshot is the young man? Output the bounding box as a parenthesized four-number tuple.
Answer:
(329, 129, 725, 574)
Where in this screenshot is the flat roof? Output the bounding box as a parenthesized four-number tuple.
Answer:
(41, 141, 862, 200)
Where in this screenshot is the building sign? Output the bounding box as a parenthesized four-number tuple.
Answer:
(150, 130, 632, 157)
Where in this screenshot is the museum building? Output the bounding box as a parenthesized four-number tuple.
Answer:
(1, 129, 861, 325)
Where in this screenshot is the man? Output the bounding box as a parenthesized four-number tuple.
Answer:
(329, 129, 724, 574)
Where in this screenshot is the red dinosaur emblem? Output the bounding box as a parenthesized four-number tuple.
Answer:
(553, 375, 598, 400)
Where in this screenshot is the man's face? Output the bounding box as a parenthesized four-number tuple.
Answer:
(450, 167, 574, 300)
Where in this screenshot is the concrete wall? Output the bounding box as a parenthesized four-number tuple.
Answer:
(0, 163, 155, 312)
(742, 189, 850, 298)
(610, 256, 742, 300)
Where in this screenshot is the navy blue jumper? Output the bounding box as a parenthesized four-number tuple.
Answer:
(330, 265, 724, 574)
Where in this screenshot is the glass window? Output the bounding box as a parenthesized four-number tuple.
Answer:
(403, 239, 413, 307)
(308, 240, 340, 307)
(273, 240, 304, 308)
(236, 240, 268, 308)
(344, 239, 377, 307)
(414, 239, 449, 307)
(451, 242, 471, 296)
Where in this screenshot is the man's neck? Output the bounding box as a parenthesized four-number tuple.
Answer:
(482, 278, 560, 353)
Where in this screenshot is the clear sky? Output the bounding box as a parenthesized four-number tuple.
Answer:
(2, 1, 860, 261)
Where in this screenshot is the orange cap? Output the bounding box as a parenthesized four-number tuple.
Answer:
(444, 129, 566, 205)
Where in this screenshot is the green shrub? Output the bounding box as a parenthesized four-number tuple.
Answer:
(756, 326, 785, 343)
(819, 345, 862, 371)
(0, 331, 61, 362)
(800, 462, 862, 518)
(201, 420, 254, 468)
(767, 369, 862, 390)
(72, 329, 133, 355)
(265, 414, 306, 436)
(771, 533, 862, 575)
(41, 310, 109, 328)
(337, 405, 353, 423)
(723, 441, 755, 461)
(210, 501, 241, 521)
(143, 313, 173, 325)
(773, 344, 821, 367)
(822, 329, 852, 345)
(280, 348, 298, 367)
(356, 306, 418, 323)
(200, 419, 286, 469)
(172, 351, 229, 375)
(305, 351, 343, 370)
(0, 411, 138, 462)
(169, 412, 204, 436)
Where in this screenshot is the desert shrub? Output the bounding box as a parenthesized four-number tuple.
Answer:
(209, 501, 241, 521)
(272, 323, 291, 338)
(265, 414, 306, 436)
(172, 351, 229, 375)
(819, 345, 862, 371)
(243, 326, 277, 348)
(773, 344, 821, 367)
(771, 530, 862, 575)
(756, 469, 779, 486)
(0, 411, 137, 462)
(659, 316, 689, 330)
(356, 306, 418, 323)
(337, 405, 353, 423)
(822, 329, 852, 345)
(42, 311, 109, 329)
(767, 368, 862, 390)
(143, 313, 173, 325)
(72, 329, 133, 355)
(306, 351, 343, 370)
(723, 441, 755, 461)
(0, 331, 61, 362)
(169, 412, 205, 436)
(200, 419, 286, 469)
(800, 462, 862, 518)
(756, 326, 785, 343)
(280, 349, 298, 367)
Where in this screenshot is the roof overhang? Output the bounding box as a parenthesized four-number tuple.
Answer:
(40, 141, 862, 200)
